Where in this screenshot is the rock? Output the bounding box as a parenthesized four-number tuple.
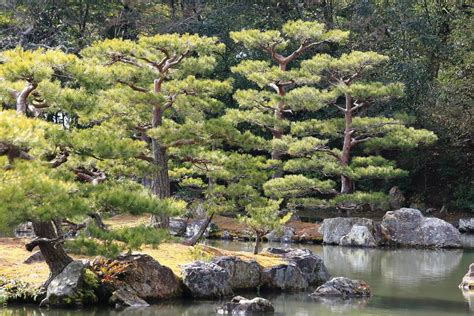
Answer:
(185, 220, 218, 239)
(169, 218, 188, 236)
(311, 277, 371, 298)
(43, 260, 93, 307)
(388, 186, 405, 210)
(212, 256, 261, 290)
(217, 296, 274, 314)
(261, 262, 308, 291)
(283, 248, 330, 286)
(459, 263, 474, 290)
(459, 218, 474, 233)
(381, 208, 461, 248)
(181, 261, 232, 299)
(339, 225, 377, 247)
(14, 222, 35, 238)
(265, 226, 295, 242)
(222, 230, 232, 240)
(109, 287, 149, 308)
(23, 251, 44, 264)
(263, 248, 330, 287)
(91, 254, 181, 302)
(321, 217, 382, 247)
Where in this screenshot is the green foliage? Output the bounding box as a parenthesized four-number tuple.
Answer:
(238, 199, 289, 235)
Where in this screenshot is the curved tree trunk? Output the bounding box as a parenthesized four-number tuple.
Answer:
(29, 221, 73, 288)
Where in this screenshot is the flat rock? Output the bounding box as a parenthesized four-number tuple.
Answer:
(311, 277, 371, 298)
(110, 287, 149, 308)
(217, 295, 274, 314)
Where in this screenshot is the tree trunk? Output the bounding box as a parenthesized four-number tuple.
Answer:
(253, 232, 262, 255)
(31, 221, 73, 287)
(184, 212, 214, 246)
(340, 93, 354, 194)
(271, 64, 286, 176)
(150, 79, 171, 228)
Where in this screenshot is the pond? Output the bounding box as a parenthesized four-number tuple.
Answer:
(3, 240, 474, 315)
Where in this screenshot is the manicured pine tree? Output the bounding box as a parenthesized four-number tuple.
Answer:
(0, 48, 184, 286)
(267, 51, 438, 211)
(81, 34, 232, 227)
(228, 20, 348, 165)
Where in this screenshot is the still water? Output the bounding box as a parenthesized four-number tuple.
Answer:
(3, 240, 474, 315)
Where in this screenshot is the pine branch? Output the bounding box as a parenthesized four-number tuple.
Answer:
(116, 79, 148, 93)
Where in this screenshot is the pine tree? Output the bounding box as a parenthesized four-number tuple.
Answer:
(81, 33, 232, 227)
(267, 50, 438, 211)
(0, 47, 184, 286)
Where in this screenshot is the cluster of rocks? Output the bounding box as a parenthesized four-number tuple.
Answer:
(181, 247, 330, 299)
(40, 247, 331, 308)
(321, 208, 462, 248)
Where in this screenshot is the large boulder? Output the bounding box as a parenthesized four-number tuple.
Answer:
(217, 296, 274, 314)
(181, 261, 232, 299)
(381, 208, 461, 248)
(43, 260, 97, 307)
(261, 262, 308, 291)
(321, 217, 382, 247)
(339, 225, 377, 247)
(91, 254, 181, 303)
(311, 277, 371, 298)
(265, 248, 330, 286)
(212, 256, 261, 290)
(459, 218, 474, 233)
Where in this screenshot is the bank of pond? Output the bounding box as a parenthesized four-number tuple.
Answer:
(2, 207, 474, 315)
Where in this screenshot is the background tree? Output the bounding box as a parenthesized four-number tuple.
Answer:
(265, 50, 437, 212)
(81, 34, 232, 227)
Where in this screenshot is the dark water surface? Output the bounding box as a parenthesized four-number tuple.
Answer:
(3, 240, 474, 315)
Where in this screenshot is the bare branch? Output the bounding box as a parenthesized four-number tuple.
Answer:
(116, 79, 148, 93)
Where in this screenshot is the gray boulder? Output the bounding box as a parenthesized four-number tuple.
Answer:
(265, 226, 295, 242)
(43, 260, 95, 307)
(261, 262, 308, 291)
(459, 218, 474, 233)
(181, 261, 233, 299)
(212, 256, 261, 290)
(217, 296, 274, 314)
(169, 218, 188, 236)
(311, 277, 371, 298)
(381, 208, 461, 248)
(339, 225, 377, 247)
(321, 217, 382, 247)
(266, 248, 330, 286)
